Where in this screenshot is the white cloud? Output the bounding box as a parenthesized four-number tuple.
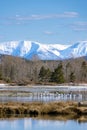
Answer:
(44, 31, 54, 35)
(63, 12, 78, 18)
(75, 21, 87, 26)
(11, 12, 78, 21)
(0, 12, 78, 26)
(71, 21, 87, 31)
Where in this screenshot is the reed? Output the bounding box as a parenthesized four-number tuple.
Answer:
(0, 101, 87, 118)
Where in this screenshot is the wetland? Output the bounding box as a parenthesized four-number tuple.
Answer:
(0, 84, 87, 130)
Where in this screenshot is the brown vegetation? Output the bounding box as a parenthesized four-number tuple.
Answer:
(0, 55, 87, 84)
(0, 101, 87, 118)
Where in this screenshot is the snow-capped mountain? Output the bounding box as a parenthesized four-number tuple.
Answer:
(0, 40, 87, 60)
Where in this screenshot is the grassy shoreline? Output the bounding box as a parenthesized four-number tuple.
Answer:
(0, 84, 87, 121)
(0, 101, 87, 118)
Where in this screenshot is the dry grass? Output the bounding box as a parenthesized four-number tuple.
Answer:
(0, 101, 87, 118)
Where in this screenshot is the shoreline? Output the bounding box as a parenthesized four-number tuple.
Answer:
(0, 82, 87, 87)
(0, 83, 87, 121)
(0, 83, 87, 103)
(0, 101, 87, 118)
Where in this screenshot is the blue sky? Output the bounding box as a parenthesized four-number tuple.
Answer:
(0, 0, 87, 44)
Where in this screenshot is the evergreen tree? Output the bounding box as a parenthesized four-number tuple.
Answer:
(51, 62, 65, 83)
(45, 68, 51, 81)
(39, 66, 51, 82)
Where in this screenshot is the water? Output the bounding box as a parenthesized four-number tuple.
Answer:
(0, 85, 87, 130)
(0, 118, 87, 130)
(0, 93, 84, 102)
(0, 85, 87, 102)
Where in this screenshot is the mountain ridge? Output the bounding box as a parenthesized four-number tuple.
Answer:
(0, 40, 87, 60)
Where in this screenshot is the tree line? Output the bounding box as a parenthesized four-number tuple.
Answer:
(39, 62, 76, 83)
(0, 55, 87, 84)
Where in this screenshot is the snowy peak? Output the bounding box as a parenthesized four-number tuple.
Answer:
(0, 40, 87, 60)
(60, 41, 87, 59)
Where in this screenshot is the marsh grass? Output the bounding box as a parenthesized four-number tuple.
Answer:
(0, 101, 87, 119)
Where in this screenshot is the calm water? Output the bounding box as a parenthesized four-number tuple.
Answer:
(0, 118, 87, 130)
(0, 85, 87, 102)
(0, 93, 84, 102)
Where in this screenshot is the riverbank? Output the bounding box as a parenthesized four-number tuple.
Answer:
(0, 82, 87, 87)
(0, 101, 87, 118)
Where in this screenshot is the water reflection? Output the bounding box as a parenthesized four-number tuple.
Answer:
(0, 118, 87, 130)
(0, 85, 87, 102)
(0, 91, 87, 103)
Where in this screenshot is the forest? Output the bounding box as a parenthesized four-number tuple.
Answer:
(0, 55, 87, 85)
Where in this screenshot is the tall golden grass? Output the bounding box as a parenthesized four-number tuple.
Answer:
(0, 101, 87, 118)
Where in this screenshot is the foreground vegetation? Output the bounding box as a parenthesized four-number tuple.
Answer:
(0, 101, 87, 118)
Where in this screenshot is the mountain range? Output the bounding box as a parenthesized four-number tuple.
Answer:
(0, 40, 87, 60)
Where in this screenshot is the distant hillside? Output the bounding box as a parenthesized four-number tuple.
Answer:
(0, 55, 87, 84)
